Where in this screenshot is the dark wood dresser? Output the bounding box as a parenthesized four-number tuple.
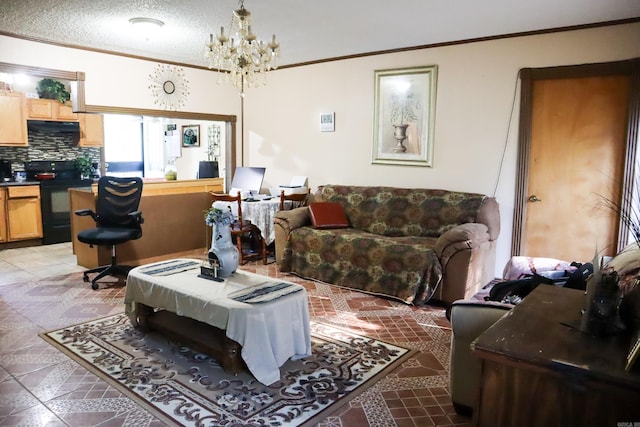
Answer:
(472, 285, 640, 427)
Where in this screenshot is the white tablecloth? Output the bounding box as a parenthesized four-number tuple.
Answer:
(213, 198, 288, 245)
(124, 259, 311, 385)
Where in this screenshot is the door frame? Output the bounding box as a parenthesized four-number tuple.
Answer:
(512, 58, 640, 256)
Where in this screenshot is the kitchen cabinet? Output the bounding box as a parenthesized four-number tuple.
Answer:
(6, 185, 43, 241)
(0, 188, 6, 242)
(27, 98, 77, 121)
(0, 91, 28, 146)
(78, 113, 104, 147)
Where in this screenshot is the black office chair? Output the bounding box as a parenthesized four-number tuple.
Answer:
(75, 176, 144, 290)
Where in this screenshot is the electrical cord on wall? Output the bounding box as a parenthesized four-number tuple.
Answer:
(492, 70, 522, 198)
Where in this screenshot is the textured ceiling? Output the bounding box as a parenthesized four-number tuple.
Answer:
(0, 0, 639, 68)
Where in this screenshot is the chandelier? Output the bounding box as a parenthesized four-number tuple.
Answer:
(204, 0, 280, 94)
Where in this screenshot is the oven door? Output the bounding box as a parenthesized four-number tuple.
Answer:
(40, 180, 93, 244)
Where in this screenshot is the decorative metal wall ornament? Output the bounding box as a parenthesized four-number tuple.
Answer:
(148, 64, 190, 110)
(208, 124, 221, 161)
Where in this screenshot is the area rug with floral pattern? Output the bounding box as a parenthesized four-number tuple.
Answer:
(40, 313, 414, 426)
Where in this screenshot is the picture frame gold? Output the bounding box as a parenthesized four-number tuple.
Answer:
(372, 65, 437, 167)
(626, 330, 640, 372)
(182, 124, 200, 147)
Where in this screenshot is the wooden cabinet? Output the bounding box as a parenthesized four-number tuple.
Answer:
(78, 113, 104, 147)
(56, 103, 77, 120)
(472, 286, 640, 427)
(0, 91, 28, 146)
(6, 185, 43, 241)
(0, 188, 6, 242)
(27, 98, 77, 121)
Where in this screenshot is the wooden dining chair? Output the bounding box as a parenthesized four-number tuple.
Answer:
(279, 188, 311, 210)
(209, 192, 267, 265)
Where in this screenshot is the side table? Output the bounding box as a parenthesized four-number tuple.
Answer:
(472, 285, 640, 427)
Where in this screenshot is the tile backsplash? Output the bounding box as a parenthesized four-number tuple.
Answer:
(0, 130, 100, 172)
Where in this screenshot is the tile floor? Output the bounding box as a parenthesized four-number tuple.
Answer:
(0, 243, 86, 287)
(0, 243, 472, 427)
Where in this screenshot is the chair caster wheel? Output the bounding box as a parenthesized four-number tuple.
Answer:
(83, 274, 89, 283)
(91, 283, 99, 290)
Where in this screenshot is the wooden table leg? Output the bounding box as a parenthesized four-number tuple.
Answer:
(135, 302, 154, 332)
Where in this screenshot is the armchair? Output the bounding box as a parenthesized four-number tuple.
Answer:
(447, 299, 512, 415)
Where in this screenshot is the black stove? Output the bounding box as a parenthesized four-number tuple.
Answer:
(24, 160, 82, 181)
(25, 161, 94, 244)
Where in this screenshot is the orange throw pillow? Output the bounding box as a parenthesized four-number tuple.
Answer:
(308, 202, 349, 229)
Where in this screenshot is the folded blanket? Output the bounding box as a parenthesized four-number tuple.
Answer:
(140, 260, 199, 276)
(228, 282, 303, 304)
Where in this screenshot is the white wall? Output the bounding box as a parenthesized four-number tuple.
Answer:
(0, 35, 240, 113)
(1, 22, 639, 277)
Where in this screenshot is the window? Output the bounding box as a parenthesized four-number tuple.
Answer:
(103, 114, 227, 180)
(104, 115, 144, 177)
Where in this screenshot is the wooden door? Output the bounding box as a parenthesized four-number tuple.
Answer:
(523, 75, 630, 261)
(0, 188, 6, 242)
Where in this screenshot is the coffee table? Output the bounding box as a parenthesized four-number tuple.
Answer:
(124, 259, 311, 386)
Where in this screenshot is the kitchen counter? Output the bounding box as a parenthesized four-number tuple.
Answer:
(88, 178, 224, 196)
(0, 180, 40, 187)
(70, 177, 223, 268)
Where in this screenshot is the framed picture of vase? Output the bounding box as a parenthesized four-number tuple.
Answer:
(372, 65, 437, 167)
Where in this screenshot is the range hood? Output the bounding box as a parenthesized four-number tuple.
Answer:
(27, 120, 80, 134)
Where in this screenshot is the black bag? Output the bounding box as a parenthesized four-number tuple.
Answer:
(564, 262, 593, 290)
(486, 273, 556, 304)
(487, 261, 592, 304)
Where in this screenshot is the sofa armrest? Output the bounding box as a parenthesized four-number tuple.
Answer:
(434, 223, 490, 262)
(448, 300, 512, 414)
(274, 207, 311, 233)
(274, 207, 312, 265)
(433, 223, 493, 303)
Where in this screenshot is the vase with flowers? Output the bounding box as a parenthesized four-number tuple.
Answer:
(204, 206, 239, 278)
(389, 82, 420, 153)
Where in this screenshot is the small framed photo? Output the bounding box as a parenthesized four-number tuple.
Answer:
(320, 112, 335, 132)
(182, 125, 200, 147)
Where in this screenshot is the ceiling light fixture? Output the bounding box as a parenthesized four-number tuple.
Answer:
(129, 17, 165, 32)
(204, 0, 280, 95)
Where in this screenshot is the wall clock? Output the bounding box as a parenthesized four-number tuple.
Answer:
(148, 64, 190, 111)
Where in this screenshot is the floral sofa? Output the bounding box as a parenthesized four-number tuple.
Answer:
(274, 185, 500, 305)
